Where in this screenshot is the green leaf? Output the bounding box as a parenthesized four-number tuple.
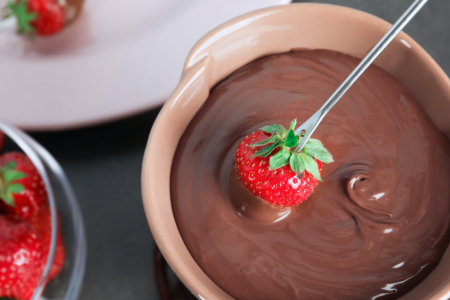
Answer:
(260, 124, 285, 134)
(4, 170, 27, 183)
(1, 161, 16, 171)
(289, 153, 305, 177)
(252, 139, 283, 158)
(306, 138, 323, 146)
(304, 144, 334, 164)
(0, 192, 15, 206)
(250, 135, 280, 147)
(6, 183, 24, 194)
(284, 129, 298, 148)
(300, 152, 323, 181)
(289, 119, 297, 131)
(269, 147, 291, 170)
(7, 0, 36, 35)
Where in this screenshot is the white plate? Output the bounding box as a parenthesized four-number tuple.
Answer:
(0, 0, 290, 131)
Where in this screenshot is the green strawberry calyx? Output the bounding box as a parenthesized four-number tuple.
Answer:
(251, 119, 333, 181)
(0, 161, 27, 207)
(2, 0, 36, 35)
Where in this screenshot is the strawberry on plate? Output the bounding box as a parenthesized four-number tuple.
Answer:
(29, 206, 65, 280)
(0, 216, 44, 300)
(0, 152, 48, 221)
(3, 0, 65, 36)
(235, 119, 333, 207)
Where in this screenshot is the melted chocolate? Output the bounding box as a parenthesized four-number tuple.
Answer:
(171, 50, 450, 299)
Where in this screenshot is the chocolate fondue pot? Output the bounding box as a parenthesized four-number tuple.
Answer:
(142, 4, 450, 300)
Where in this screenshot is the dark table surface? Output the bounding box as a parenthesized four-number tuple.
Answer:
(29, 1, 450, 299)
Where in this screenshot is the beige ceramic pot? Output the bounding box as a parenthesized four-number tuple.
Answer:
(142, 3, 450, 300)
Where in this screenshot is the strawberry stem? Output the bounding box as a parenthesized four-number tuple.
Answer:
(250, 119, 333, 180)
(0, 161, 26, 207)
(2, 0, 36, 35)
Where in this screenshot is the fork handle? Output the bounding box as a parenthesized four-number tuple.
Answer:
(320, 0, 427, 115)
(294, 0, 428, 151)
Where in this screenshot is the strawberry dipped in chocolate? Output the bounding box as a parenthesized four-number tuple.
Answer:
(1, 0, 85, 36)
(236, 119, 333, 207)
(3, 0, 64, 36)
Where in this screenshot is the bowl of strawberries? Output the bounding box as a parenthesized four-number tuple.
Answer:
(0, 124, 86, 300)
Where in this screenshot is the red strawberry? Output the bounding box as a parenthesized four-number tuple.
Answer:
(0, 153, 64, 280)
(28, 206, 65, 280)
(0, 216, 44, 300)
(235, 120, 333, 207)
(5, 0, 65, 36)
(0, 152, 48, 221)
(0, 131, 4, 152)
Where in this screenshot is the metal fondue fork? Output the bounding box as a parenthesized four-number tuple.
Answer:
(294, 0, 428, 152)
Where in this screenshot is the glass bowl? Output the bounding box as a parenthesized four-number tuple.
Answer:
(0, 123, 86, 300)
